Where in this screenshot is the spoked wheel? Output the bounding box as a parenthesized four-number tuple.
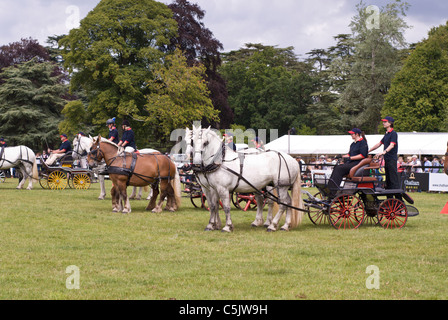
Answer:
(0, 171, 5, 183)
(329, 194, 365, 230)
(308, 192, 329, 225)
(39, 177, 49, 189)
(47, 171, 68, 190)
(190, 191, 204, 209)
(232, 193, 258, 211)
(377, 199, 408, 229)
(72, 173, 92, 190)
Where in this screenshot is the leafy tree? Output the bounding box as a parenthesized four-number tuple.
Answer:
(0, 38, 50, 72)
(220, 44, 313, 135)
(168, 0, 233, 129)
(306, 34, 355, 134)
(382, 21, 448, 132)
(337, 0, 410, 133)
(0, 58, 67, 150)
(59, 0, 178, 146)
(140, 48, 219, 137)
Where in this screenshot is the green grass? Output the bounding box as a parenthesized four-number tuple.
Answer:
(1, 178, 448, 300)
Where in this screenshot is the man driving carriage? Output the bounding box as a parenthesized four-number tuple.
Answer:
(328, 128, 369, 197)
(45, 134, 72, 166)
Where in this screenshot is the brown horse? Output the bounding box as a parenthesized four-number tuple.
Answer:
(87, 136, 181, 214)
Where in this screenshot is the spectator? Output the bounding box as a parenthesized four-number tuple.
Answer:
(411, 155, 422, 173)
(423, 157, 432, 173)
(432, 157, 442, 173)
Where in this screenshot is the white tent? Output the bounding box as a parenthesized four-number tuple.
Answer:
(265, 132, 448, 157)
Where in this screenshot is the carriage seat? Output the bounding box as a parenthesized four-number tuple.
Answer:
(347, 156, 379, 182)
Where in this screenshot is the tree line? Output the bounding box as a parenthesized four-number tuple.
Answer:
(0, 0, 447, 152)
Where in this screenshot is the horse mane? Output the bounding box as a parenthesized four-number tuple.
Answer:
(96, 136, 119, 148)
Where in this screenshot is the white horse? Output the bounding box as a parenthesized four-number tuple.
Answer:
(185, 125, 304, 232)
(0, 146, 39, 189)
(72, 134, 160, 201)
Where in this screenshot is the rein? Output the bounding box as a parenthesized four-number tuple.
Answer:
(188, 129, 307, 213)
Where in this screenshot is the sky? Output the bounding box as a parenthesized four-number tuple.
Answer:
(0, 0, 447, 59)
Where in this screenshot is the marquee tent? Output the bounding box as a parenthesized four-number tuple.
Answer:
(264, 132, 448, 157)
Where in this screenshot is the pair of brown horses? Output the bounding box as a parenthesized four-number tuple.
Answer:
(87, 136, 181, 214)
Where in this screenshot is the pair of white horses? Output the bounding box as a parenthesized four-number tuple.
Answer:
(185, 125, 305, 232)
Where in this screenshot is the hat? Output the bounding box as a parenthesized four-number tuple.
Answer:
(122, 120, 130, 127)
(60, 134, 67, 138)
(106, 118, 115, 125)
(0, 137, 4, 141)
(381, 116, 395, 123)
(348, 128, 362, 135)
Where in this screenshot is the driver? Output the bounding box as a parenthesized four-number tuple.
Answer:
(45, 134, 72, 166)
(117, 120, 136, 153)
(328, 128, 368, 196)
(106, 118, 119, 143)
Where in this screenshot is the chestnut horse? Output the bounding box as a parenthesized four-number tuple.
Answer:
(87, 136, 181, 214)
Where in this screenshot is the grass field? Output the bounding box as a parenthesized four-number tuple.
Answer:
(1, 177, 448, 300)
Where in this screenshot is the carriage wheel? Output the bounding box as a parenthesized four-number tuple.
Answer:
(72, 173, 92, 190)
(190, 190, 203, 208)
(308, 192, 329, 225)
(47, 171, 68, 190)
(232, 193, 258, 211)
(329, 194, 365, 230)
(377, 199, 408, 229)
(39, 177, 49, 189)
(0, 171, 5, 183)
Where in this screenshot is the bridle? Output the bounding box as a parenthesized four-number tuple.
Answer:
(188, 129, 226, 174)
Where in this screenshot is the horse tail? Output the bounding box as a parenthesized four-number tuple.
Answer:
(172, 167, 182, 209)
(290, 171, 304, 229)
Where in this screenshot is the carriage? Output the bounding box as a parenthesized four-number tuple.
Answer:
(39, 153, 93, 190)
(303, 156, 419, 230)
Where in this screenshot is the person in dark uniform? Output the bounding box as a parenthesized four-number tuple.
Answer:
(0, 137, 7, 148)
(45, 134, 72, 166)
(106, 118, 119, 143)
(118, 120, 136, 152)
(328, 128, 369, 196)
(369, 116, 402, 199)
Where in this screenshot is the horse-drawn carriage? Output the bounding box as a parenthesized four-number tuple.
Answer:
(39, 153, 93, 190)
(303, 156, 419, 230)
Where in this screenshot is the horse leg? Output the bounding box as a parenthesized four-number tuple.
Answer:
(16, 166, 26, 189)
(267, 187, 291, 232)
(163, 182, 176, 212)
(204, 188, 221, 231)
(129, 186, 137, 200)
(117, 183, 131, 214)
(146, 184, 158, 211)
(111, 185, 120, 212)
(218, 189, 234, 233)
(251, 193, 265, 228)
(153, 181, 169, 213)
(98, 174, 107, 200)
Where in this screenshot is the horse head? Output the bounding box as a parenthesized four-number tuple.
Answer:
(190, 125, 224, 167)
(72, 134, 93, 160)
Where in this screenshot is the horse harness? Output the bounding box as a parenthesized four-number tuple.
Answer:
(189, 138, 306, 213)
(0, 146, 34, 167)
(91, 146, 172, 187)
